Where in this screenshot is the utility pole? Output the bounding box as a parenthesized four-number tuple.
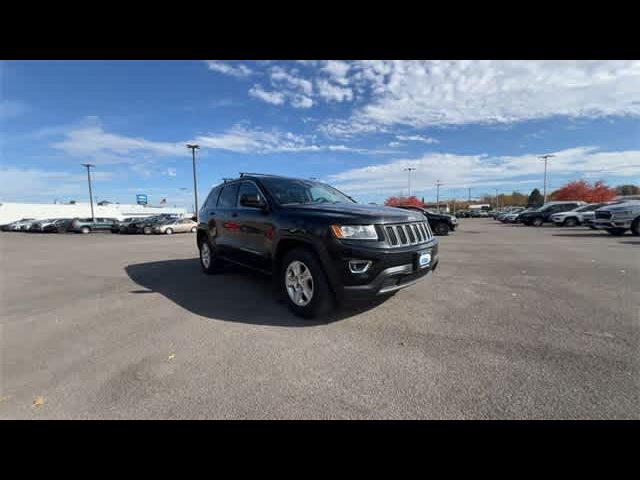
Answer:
(435, 180, 444, 213)
(404, 167, 416, 197)
(186, 144, 200, 221)
(538, 154, 555, 204)
(495, 188, 499, 210)
(468, 187, 471, 202)
(81, 163, 95, 222)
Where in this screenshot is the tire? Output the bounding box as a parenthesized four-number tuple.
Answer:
(631, 217, 640, 236)
(532, 218, 544, 227)
(165, 228, 173, 235)
(433, 222, 450, 236)
(191, 226, 197, 233)
(563, 217, 579, 227)
(80, 226, 91, 234)
(606, 228, 627, 236)
(281, 247, 334, 319)
(198, 236, 222, 274)
(143, 226, 152, 235)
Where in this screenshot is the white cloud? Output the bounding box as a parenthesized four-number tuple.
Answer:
(396, 135, 439, 144)
(205, 60, 252, 78)
(322, 60, 351, 86)
(315, 78, 353, 102)
(270, 66, 313, 96)
(165, 168, 177, 177)
(329, 146, 640, 195)
(0, 167, 114, 202)
(248, 84, 285, 105)
(350, 60, 640, 128)
(52, 124, 184, 161)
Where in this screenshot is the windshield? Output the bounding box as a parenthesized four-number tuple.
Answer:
(259, 178, 355, 206)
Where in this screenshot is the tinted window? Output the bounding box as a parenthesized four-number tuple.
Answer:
(237, 182, 262, 207)
(205, 187, 222, 208)
(217, 184, 239, 208)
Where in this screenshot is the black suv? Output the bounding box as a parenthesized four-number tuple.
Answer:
(518, 201, 585, 226)
(197, 174, 439, 319)
(393, 205, 457, 235)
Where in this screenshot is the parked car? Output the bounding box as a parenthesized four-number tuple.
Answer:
(20, 219, 40, 231)
(504, 207, 537, 223)
(519, 201, 585, 226)
(549, 203, 607, 227)
(197, 174, 439, 319)
(152, 218, 197, 234)
(140, 214, 182, 234)
(114, 217, 145, 233)
(394, 205, 457, 236)
(593, 200, 640, 236)
(2, 218, 35, 231)
(28, 218, 59, 232)
(70, 217, 119, 234)
(43, 218, 74, 233)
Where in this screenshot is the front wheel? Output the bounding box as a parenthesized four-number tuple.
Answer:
(80, 226, 91, 234)
(433, 222, 450, 236)
(165, 228, 173, 235)
(191, 226, 197, 233)
(563, 217, 579, 227)
(281, 248, 334, 319)
(532, 218, 544, 227)
(606, 228, 627, 236)
(143, 226, 152, 235)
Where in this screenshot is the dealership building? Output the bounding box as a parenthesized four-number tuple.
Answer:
(0, 201, 188, 225)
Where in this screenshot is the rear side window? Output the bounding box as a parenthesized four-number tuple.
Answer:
(205, 187, 222, 208)
(217, 184, 239, 208)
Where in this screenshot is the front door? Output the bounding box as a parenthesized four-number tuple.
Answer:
(233, 181, 272, 271)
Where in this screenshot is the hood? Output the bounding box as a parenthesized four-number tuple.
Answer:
(284, 202, 420, 224)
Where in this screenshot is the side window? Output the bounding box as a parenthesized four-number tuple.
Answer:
(217, 184, 239, 208)
(237, 182, 261, 207)
(206, 187, 222, 208)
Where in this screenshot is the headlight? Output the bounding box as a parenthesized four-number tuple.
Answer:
(331, 224, 378, 240)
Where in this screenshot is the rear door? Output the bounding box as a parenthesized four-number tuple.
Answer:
(214, 183, 240, 260)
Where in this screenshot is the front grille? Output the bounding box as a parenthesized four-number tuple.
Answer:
(595, 211, 612, 220)
(383, 221, 432, 247)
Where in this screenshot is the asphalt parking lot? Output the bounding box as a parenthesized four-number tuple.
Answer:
(1, 221, 638, 419)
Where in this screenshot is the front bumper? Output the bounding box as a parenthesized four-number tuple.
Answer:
(593, 219, 632, 229)
(328, 238, 440, 300)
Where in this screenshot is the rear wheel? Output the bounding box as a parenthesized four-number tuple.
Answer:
(532, 217, 544, 227)
(606, 228, 627, 236)
(198, 236, 222, 274)
(80, 226, 90, 234)
(563, 217, 579, 227)
(143, 226, 152, 235)
(191, 226, 197, 233)
(434, 222, 450, 236)
(281, 248, 334, 319)
(631, 217, 640, 236)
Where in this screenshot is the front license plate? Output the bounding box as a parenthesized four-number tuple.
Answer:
(417, 251, 431, 269)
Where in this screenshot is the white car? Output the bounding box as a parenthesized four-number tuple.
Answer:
(550, 203, 607, 227)
(593, 200, 640, 236)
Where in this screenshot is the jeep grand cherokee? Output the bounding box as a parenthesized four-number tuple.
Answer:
(196, 174, 439, 319)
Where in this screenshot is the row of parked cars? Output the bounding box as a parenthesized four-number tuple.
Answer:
(493, 199, 640, 235)
(1, 214, 198, 235)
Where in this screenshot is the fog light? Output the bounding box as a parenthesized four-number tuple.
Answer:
(348, 260, 372, 274)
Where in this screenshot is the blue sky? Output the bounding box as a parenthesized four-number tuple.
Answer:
(1, 60, 639, 208)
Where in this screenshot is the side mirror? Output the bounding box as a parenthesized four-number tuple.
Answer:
(240, 193, 267, 209)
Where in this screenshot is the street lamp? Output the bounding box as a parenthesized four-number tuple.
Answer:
(404, 167, 416, 197)
(81, 163, 95, 222)
(186, 144, 200, 221)
(435, 180, 444, 213)
(538, 154, 555, 204)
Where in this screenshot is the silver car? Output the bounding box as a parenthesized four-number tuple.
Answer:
(152, 218, 197, 235)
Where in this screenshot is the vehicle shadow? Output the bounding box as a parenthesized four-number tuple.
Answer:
(551, 232, 612, 238)
(125, 258, 391, 327)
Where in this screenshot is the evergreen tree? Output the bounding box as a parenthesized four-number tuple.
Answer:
(528, 188, 543, 207)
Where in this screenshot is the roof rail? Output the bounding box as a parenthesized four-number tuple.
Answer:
(222, 177, 236, 183)
(239, 172, 267, 178)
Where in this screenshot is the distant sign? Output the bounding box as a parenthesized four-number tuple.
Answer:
(136, 194, 148, 205)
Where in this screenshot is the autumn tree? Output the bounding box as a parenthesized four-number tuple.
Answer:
(552, 180, 617, 202)
(384, 196, 423, 207)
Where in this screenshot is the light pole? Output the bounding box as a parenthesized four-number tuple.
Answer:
(81, 163, 95, 222)
(495, 188, 499, 210)
(435, 180, 444, 213)
(404, 167, 416, 197)
(186, 144, 200, 221)
(538, 154, 554, 204)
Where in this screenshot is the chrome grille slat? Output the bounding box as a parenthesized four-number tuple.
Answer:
(383, 221, 432, 248)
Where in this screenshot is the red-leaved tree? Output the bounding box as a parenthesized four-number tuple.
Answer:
(552, 180, 617, 202)
(384, 196, 423, 207)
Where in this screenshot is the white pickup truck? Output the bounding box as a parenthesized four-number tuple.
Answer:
(593, 200, 640, 236)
